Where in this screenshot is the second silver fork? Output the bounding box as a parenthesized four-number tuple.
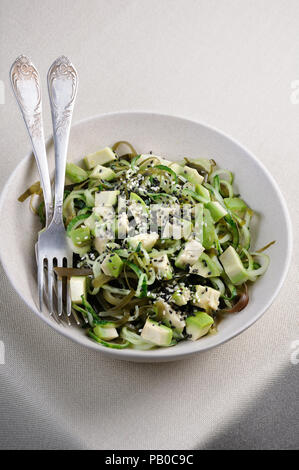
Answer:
(37, 56, 78, 317)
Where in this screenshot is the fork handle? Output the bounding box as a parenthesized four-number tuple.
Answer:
(10, 55, 53, 227)
(47, 56, 78, 225)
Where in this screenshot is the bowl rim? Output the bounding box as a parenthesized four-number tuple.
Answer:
(0, 110, 293, 360)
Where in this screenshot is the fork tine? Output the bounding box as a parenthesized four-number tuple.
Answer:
(47, 258, 54, 314)
(66, 277, 72, 317)
(57, 279, 63, 316)
(38, 257, 44, 311)
(56, 258, 63, 316)
(66, 257, 72, 317)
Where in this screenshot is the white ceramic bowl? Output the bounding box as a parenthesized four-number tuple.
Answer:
(0, 112, 292, 362)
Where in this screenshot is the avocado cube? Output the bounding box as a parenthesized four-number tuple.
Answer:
(192, 285, 220, 311)
(175, 239, 204, 269)
(189, 252, 221, 277)
(151, 254, 173, 280)
(117, 213, 130, 239)
(93, 236, 110, 254)
(169, 162, 184, 175)
(90, 165, 116, 181)
(219, 246, 249, 285)
(141, 318, 173, 346)
(94, 207, 116, 225)
(66, 162, 88, 183)
(192, 158, 212, 173)
(127, 232, 159, 251)
(157, 159, 183, 175)
(84, 147, 116, 169)
(101, 253, 123, 278)
(155, 299, 186, 333)
(70, 276, 87, 304)
(95, 190, 119, 207)
(186, 312, 214, 341)
(93, 324, 119, 341)
(171, 287, 191, 306)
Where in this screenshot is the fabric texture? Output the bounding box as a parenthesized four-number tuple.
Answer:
(0, 0, 298, 449)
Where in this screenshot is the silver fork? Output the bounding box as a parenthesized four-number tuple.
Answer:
(37, 56, 78, 316)
(10, 56, 56, 315)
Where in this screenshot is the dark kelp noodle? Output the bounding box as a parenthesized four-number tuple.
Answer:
(221, 283, 249, 313)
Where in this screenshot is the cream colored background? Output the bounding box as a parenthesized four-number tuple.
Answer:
(0, 0, 298, 449)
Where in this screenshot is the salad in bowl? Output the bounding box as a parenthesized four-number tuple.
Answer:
(27, 140, 272, 351)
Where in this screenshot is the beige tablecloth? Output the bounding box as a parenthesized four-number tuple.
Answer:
(0, 0, 298, 449)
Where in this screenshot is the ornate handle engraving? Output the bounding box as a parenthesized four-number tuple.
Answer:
(52, 203, 63, 225)
(10, 55, 42, 138)
(10, 55, 53, 226)
(48, 56, 78, 225)
(47, 56, 77, 135)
